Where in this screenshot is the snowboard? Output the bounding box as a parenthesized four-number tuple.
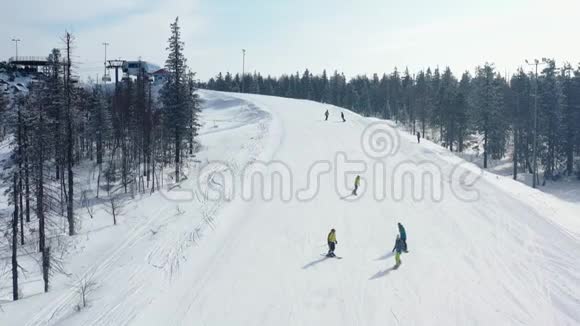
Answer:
(322, 254, 343, 259)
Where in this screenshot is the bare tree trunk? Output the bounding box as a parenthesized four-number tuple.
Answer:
(175, 130, 180, 182)
(38, 117, 46, 255)
(189, 119, 193, 155)
(97, 164, 101, 198)
(96, 130, 103, 165)
(12, 174, 19, 301)
(24, 133, 31, 223)
(483, 123, 488, 169)
(19, 172, 24, 246)
(17, 109, 25, 245)
(43, 247, 50, 293)
(151, 147, 156, 193)
(566, 134, 574, 175)
(421, 118, 426, 141)
(513, 127, 518, 180)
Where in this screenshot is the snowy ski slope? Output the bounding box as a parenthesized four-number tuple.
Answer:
(2, 90, 579, 326)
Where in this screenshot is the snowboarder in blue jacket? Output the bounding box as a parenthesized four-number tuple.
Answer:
(398, 222, 408, 252)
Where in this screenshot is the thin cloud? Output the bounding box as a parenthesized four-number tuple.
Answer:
(2, 0, 578, 81)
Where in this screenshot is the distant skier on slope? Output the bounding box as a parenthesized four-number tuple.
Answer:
(398, 222, 408, 252)
(341, 112, 346, 122)
(325, 110, 329, 121)
(392, 235, 403, 267)
(416, 131, 421, 144)
(327, 229, 338, 257)
(352, 175, 361, 196)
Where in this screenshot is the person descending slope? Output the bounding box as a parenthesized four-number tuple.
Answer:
(398, 222, 408, 252)
(341, 112, 346, 122)
(324, 110, 329, 121)
(352, 175, 361, 196)
(416, 131, 421, 143)
(392, 235, 403, 267)
(327, 229, 338, 257)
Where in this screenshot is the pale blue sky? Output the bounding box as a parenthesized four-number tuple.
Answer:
(1, 0, 578, 80)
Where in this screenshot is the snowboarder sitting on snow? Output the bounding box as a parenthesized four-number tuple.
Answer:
(325, 110, 329, 121)
(392, 235, 403, 267)
(398, 222, 408, 252)
(327, 229, 337, 257)
(341, 112, 346, 122)
(352, 175, 361, 196)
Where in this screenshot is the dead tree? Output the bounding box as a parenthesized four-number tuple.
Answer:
(74, 273, 97, 310)
(106, 194, 125, 225)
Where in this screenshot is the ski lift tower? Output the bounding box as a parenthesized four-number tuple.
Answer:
(106, 59, 125, 88)
(102, 42, 111, 83)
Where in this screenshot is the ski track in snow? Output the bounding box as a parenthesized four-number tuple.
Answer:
(2, 91, 273, 326)
(2, 90, 580, 326)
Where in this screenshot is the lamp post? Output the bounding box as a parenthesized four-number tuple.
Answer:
(11, 38, 20, 60)
(525, 58, 547, 188)
(242, 49, 246, 93)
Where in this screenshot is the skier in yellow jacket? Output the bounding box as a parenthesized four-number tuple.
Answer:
(327, 229, 337, 257)
(352, 175, 361, 196)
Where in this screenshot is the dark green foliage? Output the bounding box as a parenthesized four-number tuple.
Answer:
(159, 17, 200, 181)
(204, 60, 580, 179)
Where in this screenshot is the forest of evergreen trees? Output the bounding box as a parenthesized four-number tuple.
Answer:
(0, 18, 200, 300)
(204, 62, 580, 182)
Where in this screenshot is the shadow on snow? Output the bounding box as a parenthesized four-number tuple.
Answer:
(302, 256, 330, 269)
(375, 252, 394, 261)
(369, 265, 398, 280)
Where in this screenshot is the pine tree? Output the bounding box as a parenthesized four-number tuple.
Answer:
(91, 86, 112, 166)
(430, 67, 442, 137)
(538, 59, 565, 180)
(301, 69, 312, 100)
(455, 71, 472, 152)
(320, 70, 329, 102)
(402, 68, 415, 132)
(470, 64, 507, 168)
(368, 73, 381, 116)
(560, 63, 579, 175)
(389, 68, 402, 122)
(508, 69, 532, 178)
(160, 17, 199, 182)
(215, 73, 226, 91)
(439, 67, 457, 150)
(415, 71, 428, 136)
